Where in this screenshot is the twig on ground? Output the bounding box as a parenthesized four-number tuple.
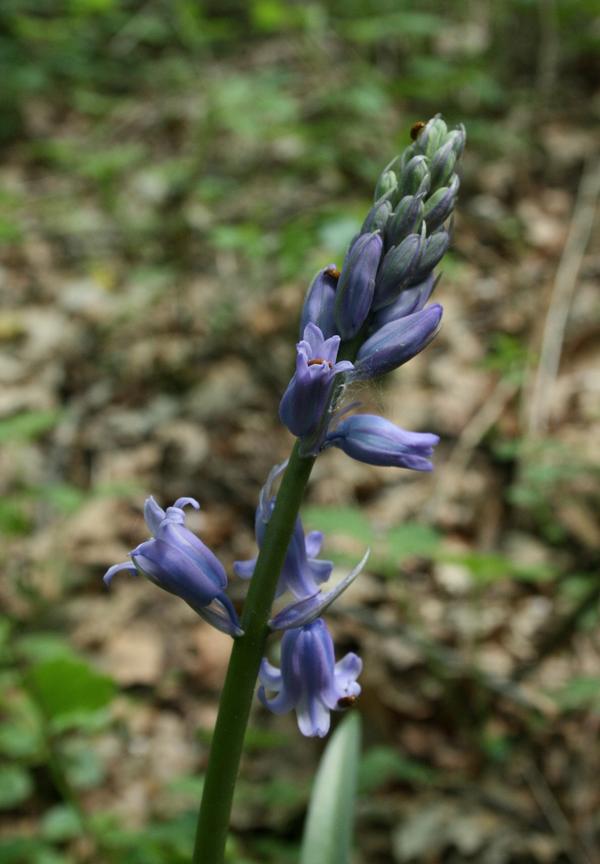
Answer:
(526, 157, 600, 437)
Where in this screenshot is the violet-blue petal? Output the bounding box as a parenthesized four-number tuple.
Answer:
(269, 549, 369, 631)
(299, 266, 339, 339)
(132, 538, 220, 605)
(144, 496, 166, 536)
(334, 232, 383, 340)
(103, 561, 137, 586)
(235, 469, 333, 599)
(356, 305, 442, 378)
(158, 520, 228, 590)
(279, 324, 353, 440)
(370, 273, 439, 328)
(325, 414, 439, 471)
(259, 619, 362, 738)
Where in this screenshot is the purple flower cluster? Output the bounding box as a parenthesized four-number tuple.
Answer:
(282, 115, 465, 466)
(103, 115, 465, 739)
(235, 463, 367, 736)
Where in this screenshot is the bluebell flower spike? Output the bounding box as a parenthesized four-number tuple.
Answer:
(325, 414, 439, 471)
(258, 618, 362, 737)
(279, 324, 353, 440)
(269, 549, 370, 631)
(104, 497, 243, 637)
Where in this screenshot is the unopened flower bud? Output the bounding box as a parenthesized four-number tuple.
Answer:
(398, 155, 430, 199)
(325, 414, 439, 471)
(429, 138, 457, 190)
(374, 169, 397, 202)
(371, 273, 439, 327)
(361, 197, 393, 234)
(408, 230, 449, 285)
(355, 304, 443, 378)
(424, 175, 460, 231)
(415, 115, 448, 159)
(334, 231, 383, 339)
(385, 195, 424, 248)
(299, 265, 339, 339)
(372, 232, 424, 310)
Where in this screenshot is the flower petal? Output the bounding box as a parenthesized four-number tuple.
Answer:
(269, 549, 369, 630)
(144, 496, 166, 536)
(103, 561, 137, 586)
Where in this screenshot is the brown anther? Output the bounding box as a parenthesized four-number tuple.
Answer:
(337, 695, 358, 709)
(325, 266, 341, 280)
(410, 120, 426, 141)
(308, 358, 333, 368)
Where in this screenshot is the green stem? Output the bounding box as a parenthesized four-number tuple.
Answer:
(193, 440, 316, 863)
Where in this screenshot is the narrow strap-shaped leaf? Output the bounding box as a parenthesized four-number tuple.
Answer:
(300, 712, 362, 864)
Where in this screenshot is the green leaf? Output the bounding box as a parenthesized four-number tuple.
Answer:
(0, 410, 63, 444)
(0, 722, 42, 760)
(300, 713, 361, 864)
(359, 747, 437, 792)
(550, 676, 600, 710)
(41, 804, 83, 842)
(0, 766, 33, 809)
(27, 657, 115, 724)
(303, 506, 374, 546)
(386, 522, 441, 561)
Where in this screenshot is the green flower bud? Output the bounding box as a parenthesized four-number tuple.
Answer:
(385, 195, 424, 247)
(362, 197, 393, 234)
(398, 155, 430, 199)
(423, 175, 460, 231)
(429, 139, 457, 190)
(374, 170, 397, 202)
(415, 115, 448, 159)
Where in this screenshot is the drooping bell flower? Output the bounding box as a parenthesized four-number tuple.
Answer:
(279, 323, 353, 440)
(325, 414, 439, 471)
(258, 618, 362, 738)
(234, 463, 333, 599)
(104, 496, 243, 637)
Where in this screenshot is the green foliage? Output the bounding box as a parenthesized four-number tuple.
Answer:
(300, 712, 361, 864)
(0, 410, 63, 444)
(550, 676, 600, 711)
(27, 656, 115, 728)
(0, 765, 34, 809)
(41, 804, 83, 842)
(359, 746, 437, 792)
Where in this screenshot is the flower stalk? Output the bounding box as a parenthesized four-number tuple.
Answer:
(192, 440, 315, 864)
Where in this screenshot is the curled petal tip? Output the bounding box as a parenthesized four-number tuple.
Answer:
(174, 496, 200, 511)
(103, 561, 136, 586)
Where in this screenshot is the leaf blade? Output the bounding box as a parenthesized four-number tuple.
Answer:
(300, 712, 362, 864)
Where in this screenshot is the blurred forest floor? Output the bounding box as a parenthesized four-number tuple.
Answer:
(0, 2, 599, 863)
